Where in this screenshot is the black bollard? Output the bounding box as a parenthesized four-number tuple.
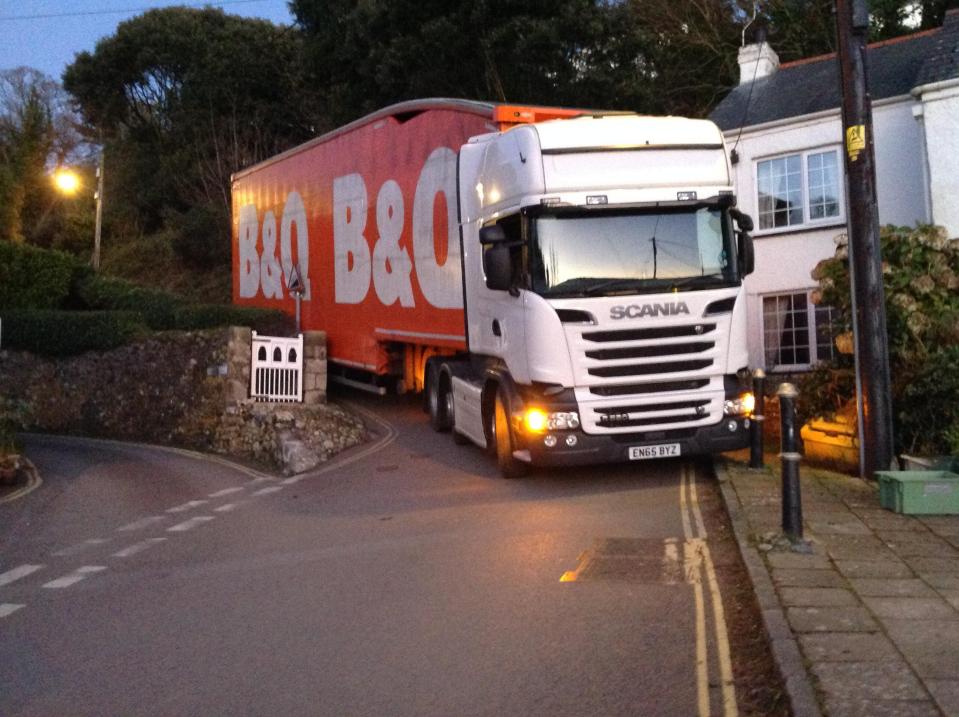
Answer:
(778, 382, 803, 540)
(749, 368, 766, 469)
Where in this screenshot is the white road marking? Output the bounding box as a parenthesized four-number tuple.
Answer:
(112, 538, 167, 558)
(280, 476, 304, 485)
(251, 486, 283, 497)
(42, 565, 107, 589)
(167, 500, 208, 514)
(0, 604, 26, 618)
(117, 516, 164, 532)
(52, 538, 112, 557)
(167, 516, 215, 532)
(213, 502, 243, 513)
(0, 564, 43, 587)
(208, 486, 245, 498)
(248, 477, 272, 486)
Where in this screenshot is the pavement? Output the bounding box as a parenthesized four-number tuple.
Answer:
(718, 453, 959, 717)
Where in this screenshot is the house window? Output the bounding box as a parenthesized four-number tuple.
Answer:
(762, 292, 837, 369)
(756, 149, 842, 230)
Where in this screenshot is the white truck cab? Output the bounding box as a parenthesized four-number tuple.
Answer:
(426, 113, 757, 477)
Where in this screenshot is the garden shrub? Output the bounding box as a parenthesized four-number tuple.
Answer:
(801, 224, 959, 455)
(0, 241, 82, 309)
(173, 303, 292, 335)
(74, 274, 185, 329)
(0, 309, 148, 356)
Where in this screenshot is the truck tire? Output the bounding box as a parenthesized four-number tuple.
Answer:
(427, 365, 452, 432)
(493, 387, 529, 479)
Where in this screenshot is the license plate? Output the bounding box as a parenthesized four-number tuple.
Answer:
(629, 443, 681, 460)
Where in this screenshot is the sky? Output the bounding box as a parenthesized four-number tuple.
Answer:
(0, 0, 295, 81)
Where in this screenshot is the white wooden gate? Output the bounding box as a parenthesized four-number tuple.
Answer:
(250, 332, 303, 402)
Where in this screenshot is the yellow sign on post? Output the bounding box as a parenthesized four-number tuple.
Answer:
(846, 124, 866, 162)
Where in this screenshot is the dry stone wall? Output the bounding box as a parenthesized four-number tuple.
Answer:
(0, 328, 366, 474)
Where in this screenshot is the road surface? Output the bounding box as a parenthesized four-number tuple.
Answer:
(0, 394, 783, 716)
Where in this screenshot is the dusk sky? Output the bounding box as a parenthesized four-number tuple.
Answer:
(0, 0, 295, 81)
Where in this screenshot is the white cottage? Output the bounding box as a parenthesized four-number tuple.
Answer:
(709, 10, 959, 373)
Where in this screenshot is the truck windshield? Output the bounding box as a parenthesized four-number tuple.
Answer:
(529, 206, 737, 298)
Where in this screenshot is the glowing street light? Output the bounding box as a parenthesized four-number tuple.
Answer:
(51, 151, 105, 271)
(53, 168, 80, 195)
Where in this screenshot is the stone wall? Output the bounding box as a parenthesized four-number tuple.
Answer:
(0, 328, 366, 474)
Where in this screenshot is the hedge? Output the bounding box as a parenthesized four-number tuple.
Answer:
(74, 275, 290, 334)
(0, 241, 83, 310)
(74, 275, 184, 329)
(0, 309, 148, 356)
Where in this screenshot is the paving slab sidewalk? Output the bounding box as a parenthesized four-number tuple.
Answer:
(717, 455, 959, 717)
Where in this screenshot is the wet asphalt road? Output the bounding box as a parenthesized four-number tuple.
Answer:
(1, 394, 741, 716)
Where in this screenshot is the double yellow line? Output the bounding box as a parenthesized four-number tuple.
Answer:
(680, 463, 738, 717)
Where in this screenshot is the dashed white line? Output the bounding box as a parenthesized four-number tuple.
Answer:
(280, 476, 304, 485)
(208, 487, 245, 498)
(52, 538, 112, 557)
(213, 502, 243, 513)
(251, 486, 283, 497)
(167, 500, 209, 514)
(0, 604, 26, 618)
(168, 516, 215, 532)
(117, 516, 165, 532)
(112, 538, 167, 558)
(42, 565, 107, 589)
(0, 564, 43, 587)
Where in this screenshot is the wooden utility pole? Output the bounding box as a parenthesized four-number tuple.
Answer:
(834, 0, 895, 478)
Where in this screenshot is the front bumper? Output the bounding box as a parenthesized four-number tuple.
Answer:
(524, 416, 751, 467)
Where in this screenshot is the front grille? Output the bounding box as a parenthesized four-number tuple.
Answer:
(586, 341, 714, 361)
(588, 359, 713, 378)
(595, 399, 709, 414)
(589, 379, 710, 396)
(582, 324, 715, 343)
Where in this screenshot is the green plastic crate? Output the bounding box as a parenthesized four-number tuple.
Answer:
(876, 471, 959, 515)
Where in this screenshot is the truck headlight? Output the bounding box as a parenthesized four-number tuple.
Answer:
(523, 409, 580, 433)
(724, 392, 755, 417)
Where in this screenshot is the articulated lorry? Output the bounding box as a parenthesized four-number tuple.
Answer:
(232, 98, 757, 477)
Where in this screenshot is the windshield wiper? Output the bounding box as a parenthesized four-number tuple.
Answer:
(667, 273, 731, 290)
(581, 278, 645, 296)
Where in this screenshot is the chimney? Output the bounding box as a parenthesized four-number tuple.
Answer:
(738, 37, 779, 85)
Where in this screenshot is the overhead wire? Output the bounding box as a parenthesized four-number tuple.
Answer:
(0, 0, 280, 22)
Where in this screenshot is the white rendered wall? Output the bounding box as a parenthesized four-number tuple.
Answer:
(918, 82, 959, 239)
(722, 97, 927, 368)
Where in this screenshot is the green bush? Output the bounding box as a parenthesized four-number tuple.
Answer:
(802, 224, 959, 455)
(0, 309, 148, 356)
(173, 304, 292, 335)
(74, 274, 184, 329)
(0, 240, 83, 309)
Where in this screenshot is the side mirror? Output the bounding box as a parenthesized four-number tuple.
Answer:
(479, 225, 507, 245)
(730, 208, 754, 233)
(738, 231, 755, 276)
(483, 244, 513, 292)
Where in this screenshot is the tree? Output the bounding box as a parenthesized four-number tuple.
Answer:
(63, 8, 322, 269)
(0, 67, 87, 247)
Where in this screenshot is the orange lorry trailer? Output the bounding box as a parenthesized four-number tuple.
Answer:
(231, 98, 584, 392)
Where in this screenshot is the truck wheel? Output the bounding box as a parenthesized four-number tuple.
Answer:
(427, 366, 452, 432)
(493, 388, 529, 479)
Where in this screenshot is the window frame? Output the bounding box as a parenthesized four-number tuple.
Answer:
(753, 146, 845, 235)
(760, 289, 837, 371)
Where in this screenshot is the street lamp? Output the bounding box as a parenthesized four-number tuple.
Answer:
(51, 151, 104, 271)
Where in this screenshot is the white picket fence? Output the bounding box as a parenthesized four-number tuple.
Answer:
(250, 332, 303, 402)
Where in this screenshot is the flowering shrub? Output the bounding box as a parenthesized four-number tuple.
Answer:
(801, 225, 959, 456)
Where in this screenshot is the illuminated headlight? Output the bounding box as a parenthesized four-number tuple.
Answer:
(723, 392, 756, 417)
(523, 409, 580, 433)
